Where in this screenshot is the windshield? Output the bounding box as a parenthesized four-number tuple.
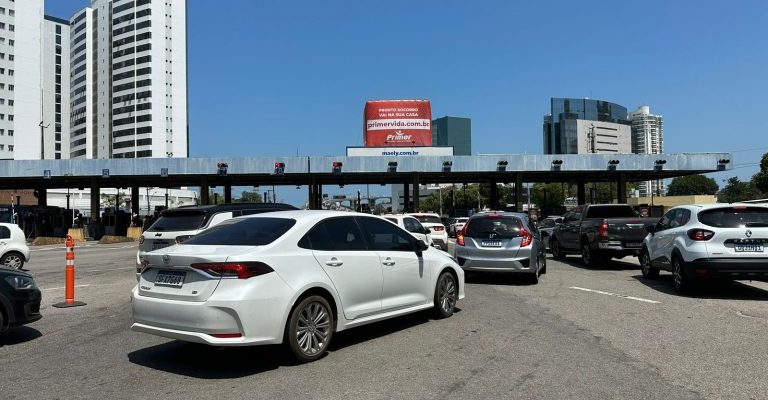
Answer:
(585, 206, 638, 219)
(457, 218, 468, 223)
(183, 217, 296, 246)
(147, 211, 208, 232)
(465, 216, 522, 239)
(413, 215, 442, 224)
(698, 207, 768, 228)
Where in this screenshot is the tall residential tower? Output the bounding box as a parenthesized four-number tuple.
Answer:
(629, 106, 664, 197)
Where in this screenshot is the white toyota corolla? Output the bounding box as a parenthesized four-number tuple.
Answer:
(131, 210, 465, 362)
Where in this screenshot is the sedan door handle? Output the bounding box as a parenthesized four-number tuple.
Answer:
(382, 257, 396, 266)
(325, 258, 343, 267)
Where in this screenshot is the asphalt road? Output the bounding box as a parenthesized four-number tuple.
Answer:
(2, 242, 768, 399)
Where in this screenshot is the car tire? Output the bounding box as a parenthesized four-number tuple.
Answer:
(433, 271, 458, 319)
(286, 295, 334, 363)
(550, 237, 566, 260)
(672, 256, 693, 294)
(640, 249, 659, 279)
(581, 243, 599, 267)
(540, 255, 547, 275)
(0, 304, 7, 334)
(1, 252, 24, 270)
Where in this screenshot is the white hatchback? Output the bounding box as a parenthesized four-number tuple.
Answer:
(641, 204, 768, 293)
(131, 211, 465, 362)
(0, 223, 30, 270)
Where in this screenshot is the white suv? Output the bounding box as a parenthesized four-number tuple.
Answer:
(407, 213, 449, 250)
(382, 214, 434, 247)
(0, 223, 31, 270)
(641, 204, 768, 293)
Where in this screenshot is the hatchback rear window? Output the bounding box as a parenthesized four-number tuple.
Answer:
(147, 211, 208, 232)
(465, 216, 522, 239)
(698, 207, 768, 228)
(585, 206, 638, 219)
(183, 218, 296, 246)
(413, 215, 442, 224)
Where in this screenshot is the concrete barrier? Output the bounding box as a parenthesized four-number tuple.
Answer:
(97, 235, 136, 245)
(126, 227, 143, 240)
(67, 228, 87, 242)
(31, 237, 68, 246)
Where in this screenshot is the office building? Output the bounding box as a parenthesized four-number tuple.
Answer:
(42, 16, 70, 160)
(629, 106, 664, 197)
(543, 98, 632, 154)
(0, 0, 44, 160)
(432, 116, 472, 155)
(70, 0, 188, 159)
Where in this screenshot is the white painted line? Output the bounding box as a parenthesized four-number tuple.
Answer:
(42, 284, 90, 291)
(85, 266, 136, 272)
(569, 286, 661, 304)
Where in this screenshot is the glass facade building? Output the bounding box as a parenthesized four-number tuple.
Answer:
(543, 98, 630, 154)
(432, 116, 471, 155)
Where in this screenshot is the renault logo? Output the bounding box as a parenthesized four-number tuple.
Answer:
(162, 254, 171, 265)
(745, 229, 753, 238)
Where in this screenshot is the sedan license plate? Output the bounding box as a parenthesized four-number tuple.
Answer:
(481, 240, 503, 247)
(735, 245, 764, 253)
(152, 241, 170, 251)
(625, 242, 642, 249)
(155, 270, 186, 287)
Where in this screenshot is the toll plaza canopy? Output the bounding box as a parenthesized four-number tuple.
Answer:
(0, 152, 732, 211)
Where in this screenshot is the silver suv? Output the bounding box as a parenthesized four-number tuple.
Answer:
(641, 203, 768, 293)
(454, 212, 546, 283)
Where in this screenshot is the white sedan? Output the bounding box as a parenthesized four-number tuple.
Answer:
(131, 210, 465, 362)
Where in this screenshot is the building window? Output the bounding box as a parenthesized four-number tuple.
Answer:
(9, 25, 13, 32)
(7, 55, 12, 61)
(7, 115, 12, 121)
(7, 69, 12, 76)
(8, 145, 13, 152)
(0, 145, 4, 150)
(8, 40, 13, 46)
(0, 23, 5, 30)
(8, 130, 13, 136)
(0, 8, 4, 14)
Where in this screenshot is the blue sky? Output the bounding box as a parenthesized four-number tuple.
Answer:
(46, 0, 768, 205)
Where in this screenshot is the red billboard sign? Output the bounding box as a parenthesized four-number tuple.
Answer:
(364, 100, 432, 147)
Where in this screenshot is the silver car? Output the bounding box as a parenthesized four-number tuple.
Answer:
(454, 212, 546, 283)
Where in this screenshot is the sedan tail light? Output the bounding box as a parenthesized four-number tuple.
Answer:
(191, 262, 274, 279)
(431, 226, 445, 231)
(687, 229, 715, 241)
(518, 221, 533, 247)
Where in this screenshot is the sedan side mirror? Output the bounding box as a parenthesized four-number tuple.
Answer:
(645, 225, 656, 234)
(424, 228, 431, 234)
(415, 240, 429, 256)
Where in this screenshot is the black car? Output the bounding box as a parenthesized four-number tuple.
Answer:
(0, 267, 42, 334)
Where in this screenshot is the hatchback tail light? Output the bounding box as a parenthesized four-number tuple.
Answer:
(687, 229, 715, 241)
(456, 230, 466, 246)
(191, 262, 274, 279)
(598, 219, 609, 240)
(518, 221, 533, 247)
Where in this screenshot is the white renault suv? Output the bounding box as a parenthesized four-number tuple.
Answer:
(640, 204, 768, 293)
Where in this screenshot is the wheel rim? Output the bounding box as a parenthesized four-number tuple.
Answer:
(673, 260, 682, 289)
(439, 275, 456, 313)
(296, 301, 331, 356)
(641, 253, 650, 274)
(3, 255, 21, 269)
(582, 245, 590, 265)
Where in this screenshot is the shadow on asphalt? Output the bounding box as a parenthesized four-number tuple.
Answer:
(632, 274, 768, 300)
(0, 326, 42, 347)
(551, 255, 640, 271)
(127, 309, 451, 378)
(464, 272, 538, 286)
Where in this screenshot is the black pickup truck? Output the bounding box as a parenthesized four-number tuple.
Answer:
(549, 204, 658, 266)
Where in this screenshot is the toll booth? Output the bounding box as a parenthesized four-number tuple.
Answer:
(0, 205, 71, 238)
(102, 207, 131, 236)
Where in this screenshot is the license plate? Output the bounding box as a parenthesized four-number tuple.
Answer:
(625, 242, 642, 248)
(155, 270, 186, 287)
(481, 240, 503, 247)
(735, 245, 763, 253)
(152, 241, 170, 251)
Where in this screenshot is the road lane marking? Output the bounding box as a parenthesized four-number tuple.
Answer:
(42, 284, 90, 291)
(85, 267, 136, 272)
(569, 286, 661, 304)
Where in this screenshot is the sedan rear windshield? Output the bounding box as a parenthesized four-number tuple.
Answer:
(698, 207, 768, 228)
(539, 219, 557, 228)
(147, 211, 208, 232)
(413, 215, 442, 224)
(585, 206, 638, 219)
(183, 217, 296, 246)
(465, 216, 522, 239)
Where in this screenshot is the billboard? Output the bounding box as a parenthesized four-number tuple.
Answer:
(347, 146, 453, 157)
(364, 100, 432, 147)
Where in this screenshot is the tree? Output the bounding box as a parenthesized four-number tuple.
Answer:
(531, 183, 569, 210)
(100, 191, 128, 209)
(717, 177, 763, 203)
(234, 191, 263, 203)
(751, 152, 768, 195)
(667, 175, 719, 196)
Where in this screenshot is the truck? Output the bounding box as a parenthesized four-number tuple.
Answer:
(549, 204, 659, 266)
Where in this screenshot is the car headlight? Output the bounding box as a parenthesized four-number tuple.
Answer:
(5, 275, 36, 290)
